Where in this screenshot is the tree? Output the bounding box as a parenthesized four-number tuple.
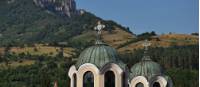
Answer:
(191, 32, 199, 36)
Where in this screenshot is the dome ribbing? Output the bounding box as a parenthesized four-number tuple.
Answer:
(76, 40, 125, 69)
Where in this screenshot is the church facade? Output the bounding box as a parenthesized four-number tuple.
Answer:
(68, 22, 173, 87)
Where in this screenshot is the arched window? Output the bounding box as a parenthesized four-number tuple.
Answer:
(153, 82, 160, 87)
(83, 71, 94, 87)
(122, 72, 127, 87)
(104, 71, 115, 87)
(73, 74, 77, 87)
(166, 83, 169, 87)
(136, 82, 144, 87)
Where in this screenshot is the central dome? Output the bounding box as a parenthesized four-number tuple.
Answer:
(76, 40, 125, 69)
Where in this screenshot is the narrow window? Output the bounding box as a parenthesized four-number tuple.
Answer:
(122, 72, 127, 87)
(153, 82, 160, 87)
(73, 74, 77, 87)
(166, 83, 169, 87)
(136, 82, 144, 87)
(104, 71, 115, 87)
(83, 71, 94, 87)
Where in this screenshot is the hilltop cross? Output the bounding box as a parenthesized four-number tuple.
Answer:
(142, 39, 151, 51)
(94, 21, 105, 37)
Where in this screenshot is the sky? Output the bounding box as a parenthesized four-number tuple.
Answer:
(76, 0, 198, 34)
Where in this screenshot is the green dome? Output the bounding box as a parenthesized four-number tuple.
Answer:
(130, 57, 163, 80)
(76, 40, 125, 69)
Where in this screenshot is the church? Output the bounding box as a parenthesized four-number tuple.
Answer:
(67, 21, 173, 87)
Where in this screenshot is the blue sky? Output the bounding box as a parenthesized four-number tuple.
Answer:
(76, 0, 198, 34)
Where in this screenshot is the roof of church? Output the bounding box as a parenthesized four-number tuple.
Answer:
(130, 57, 163, 80)
(75, 21, 126, 70)
(75, 40, 126, 69)
(130, 40, 164, 80)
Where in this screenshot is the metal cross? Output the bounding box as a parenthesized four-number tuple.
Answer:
(142, 39, 151, 51)
(94, 21, 105, 35)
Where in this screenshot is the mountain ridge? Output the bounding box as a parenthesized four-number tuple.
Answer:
(0, 0, 133, 47)
(0, 0, 198, 50)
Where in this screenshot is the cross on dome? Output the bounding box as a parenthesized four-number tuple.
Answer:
(142, 39, 151, 51)
(94, 21, 105, 36)
(141, 40, 152, 61)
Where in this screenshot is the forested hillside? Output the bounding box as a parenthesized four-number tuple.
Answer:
(120, 45, 198, 69)
(0, 45, 198, 87)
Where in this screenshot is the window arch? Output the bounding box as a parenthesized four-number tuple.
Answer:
(136, 82, 144, 87)
(83, 71, 94, 87)
(153, 82, 160, 87)
(104, 71, 115, 87)
(73, 74, 77, 87)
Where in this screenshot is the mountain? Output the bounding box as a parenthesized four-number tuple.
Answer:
(33, 0, 79, 17)
(0, 0, 134, 47)
(0, 0, 198, 50)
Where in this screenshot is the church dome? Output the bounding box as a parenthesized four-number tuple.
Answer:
(130, 57, 163, 80)
(75, 40, 125, 69)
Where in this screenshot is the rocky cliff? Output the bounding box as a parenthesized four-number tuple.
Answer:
(33, 0, 79, 17)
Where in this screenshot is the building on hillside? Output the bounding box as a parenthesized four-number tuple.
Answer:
(68, 21, 173, 87)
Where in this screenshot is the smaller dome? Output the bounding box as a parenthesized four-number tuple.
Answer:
(130, 57, 163, 80)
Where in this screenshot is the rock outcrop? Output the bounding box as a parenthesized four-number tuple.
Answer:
(33, 0, 79, 17)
